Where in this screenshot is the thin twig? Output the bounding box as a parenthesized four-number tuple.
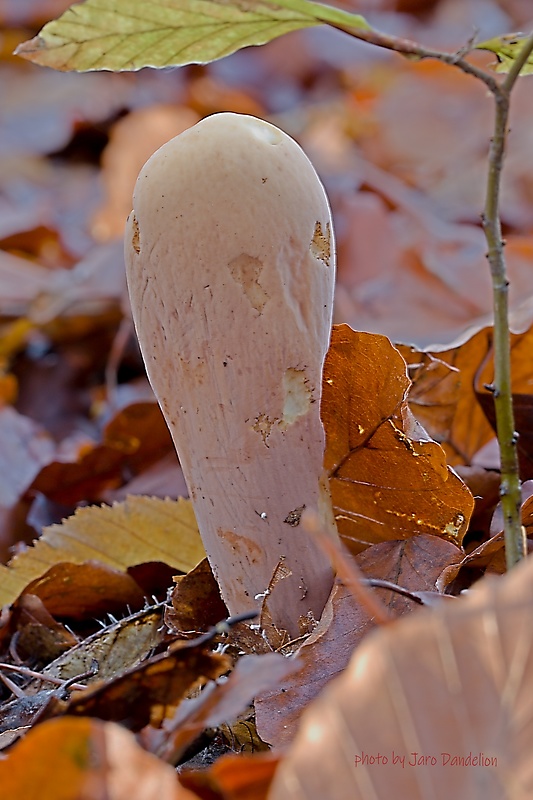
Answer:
(302, 510, 393, 624)
(363, 579, 425, 605)
(479, 33, 533, 568)
(327, 18, 533, 569)
(0, 662, 88, 692)
(325, 22, 501, 92)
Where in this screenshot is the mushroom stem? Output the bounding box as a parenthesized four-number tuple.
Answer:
(125, 113, 336, 637)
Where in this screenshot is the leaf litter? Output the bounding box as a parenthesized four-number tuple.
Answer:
(2, 0, 533, 797)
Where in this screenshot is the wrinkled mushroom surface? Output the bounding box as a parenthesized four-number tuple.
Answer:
(125, 113, 336, 637)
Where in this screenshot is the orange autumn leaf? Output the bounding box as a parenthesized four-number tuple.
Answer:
(322, 325, 473, 553)
(0, 716, 195, 800)
(399, 319, 533, 473)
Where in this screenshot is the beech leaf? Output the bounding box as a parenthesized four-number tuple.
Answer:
(14, 0, 369, 73)
(270, 553, 533, 800)
(256, 534, 462, 747)
(322, 325, 473, 553)
(476, 33, 533, 75)
(0, 496, 205, 608)
(0, 717, 196, 799)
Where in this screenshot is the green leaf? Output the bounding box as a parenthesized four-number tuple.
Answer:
(14, 0, 369, 73)
(476, 33, 533, 75)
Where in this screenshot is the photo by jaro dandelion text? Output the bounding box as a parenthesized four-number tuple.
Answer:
(353, 751, 498, 769)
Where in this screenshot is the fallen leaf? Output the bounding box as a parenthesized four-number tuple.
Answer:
(60, 639, 231, 730)
(399, 319, 533, 470)
(10, 592, 78, 663)
(441, 481, 533, 582)
(180, 751, 280, 800)
(0, 406, 55, 509)
(269, 550, 533, 800)
(35, 601, 167, 686)
(147, 652, 300, 763)
(256, 533, 462, 746)
(29, 402, 175, 505)
(0, 716, 196, 799)
(323, 325, 473, 554)
(168, 557, 227, 635)
(476, 389, 533, 481)
(22, 561, 146, 619)
(0, 496, 205, 607)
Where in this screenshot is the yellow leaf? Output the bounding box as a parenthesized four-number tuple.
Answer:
(0, 496, 204, 607)
(476, 33, 533, 75)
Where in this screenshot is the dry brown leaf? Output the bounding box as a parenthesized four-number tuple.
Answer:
(0, 716, 196, 799)
(168, 557, 227, 634)
(323, 325, 472, 554)
(439, 482, 533, 583)
(36, 602, 166, 686)
(30, 401, 174, 505)
(269, 553, 533, 800)
(10, 593, 78, 663)
(61, 640, 230, 731)
(332, 67, 533, 346)
(256, 534, 462, 746)
(399, 320, 533, 471)
(21, 561, 146, 619)
(359, 58, 533, 230)
(180, 751, 280, 800)
(146, 653, 299, 763)
(0, 496, 204, 607)
(334, 194, 492, 346)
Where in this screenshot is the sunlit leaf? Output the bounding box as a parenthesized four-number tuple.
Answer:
(15, 0, 369, 73)
(476, 33, 533, 75)
(0, 717, 195, 799)
(0, 496, 205, 607)
(179, 751, 280, 799)
(22, 562, 147, 620)
(322, 325, 473, 554)
(38, 602, 167, 685)
(270, 553, 533, 800)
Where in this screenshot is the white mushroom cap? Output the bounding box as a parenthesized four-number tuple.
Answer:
(125, 113, 336, 637)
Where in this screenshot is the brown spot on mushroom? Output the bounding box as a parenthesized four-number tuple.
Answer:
(252, 413, 277, 446)
(284, 505, 306, 527)
(228, 254, 269, 312)
(310, 221, 331, 266)
(131, 214, 141, 254)
(218, 529, 262, 564)
(280, 368, 312, 429)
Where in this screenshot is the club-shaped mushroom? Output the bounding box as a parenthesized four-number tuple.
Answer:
(125, 113, 336, 637)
